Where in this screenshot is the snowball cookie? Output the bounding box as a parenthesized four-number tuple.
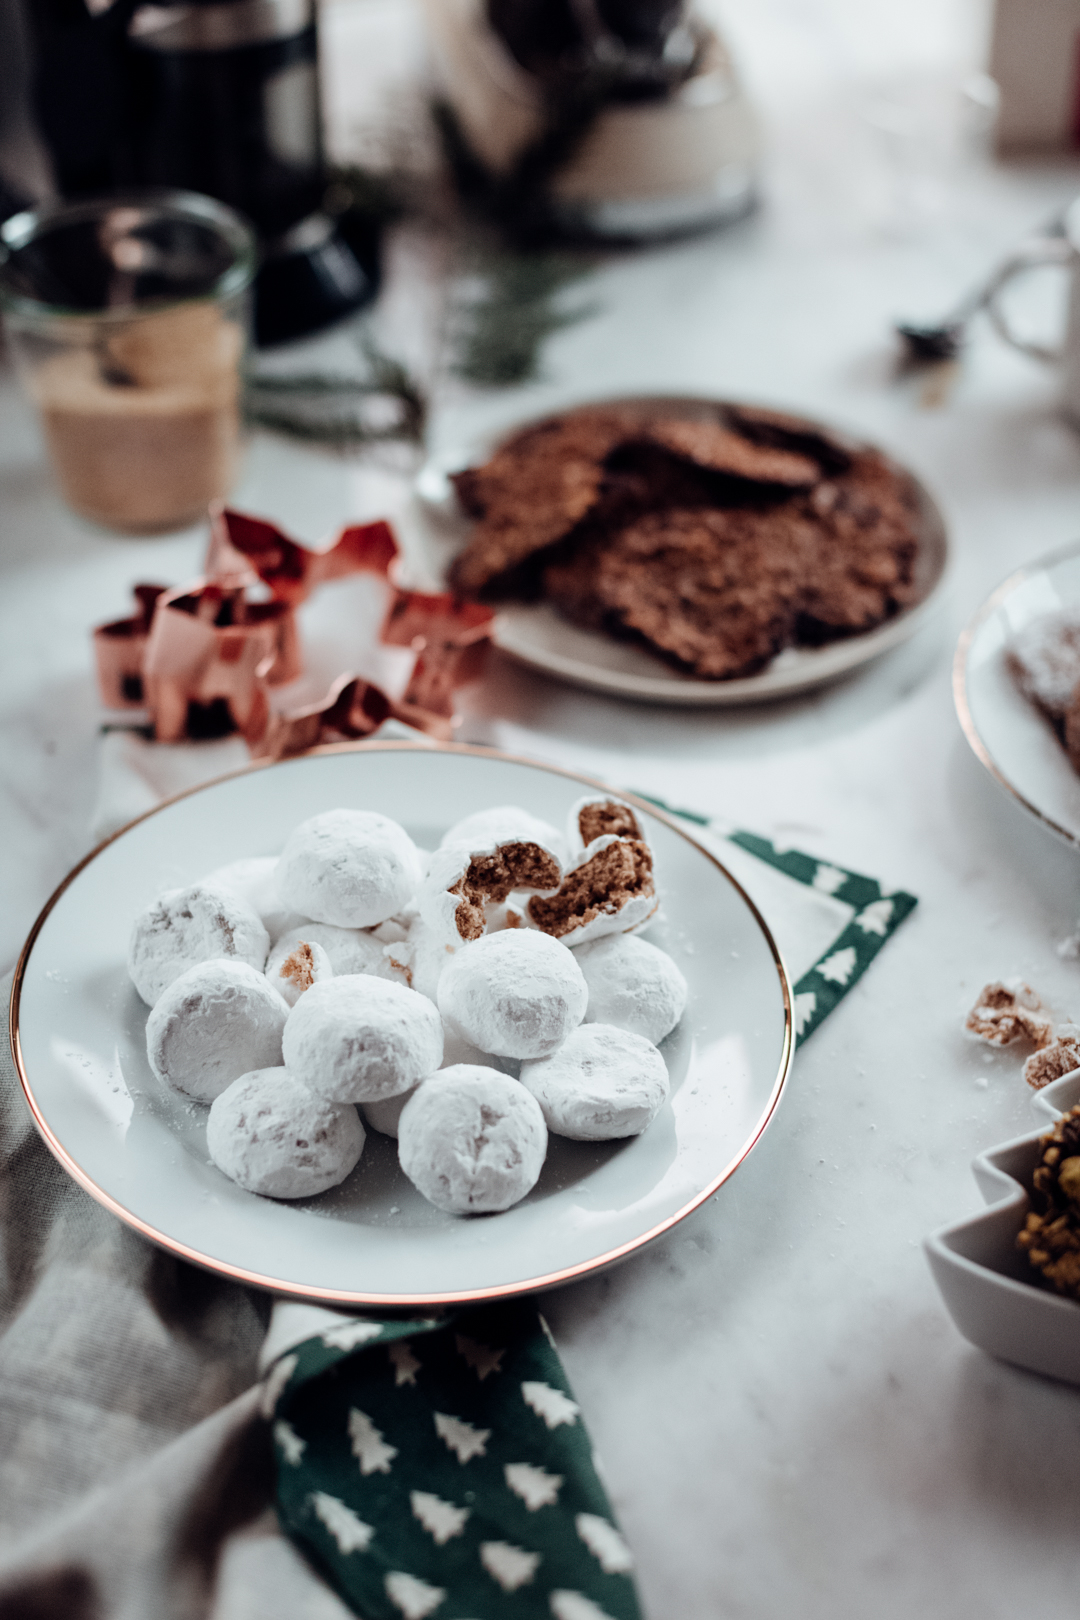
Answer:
(266, 937, 334, 1008)
(208, 1066, 365, 1198)
(575, 933, 688, 1044)
(128, 883, 271, 1007)
(520, 1023, 669, 1141)
(201, 856, 304, 944)
(398, 1065, 547, 1213)
(566, 794, 645, 854)
(283, 974, 443, 1104)
(361, 1085, 417, 1138)
(419, 835, 561, 948)
(437, 929, 587, 1060)
(441, 805, 566, 861)
(527, 833, 657, 948)
(146, 959, 287, 1100)
(268, 921, 383, 981)
(276, 809, 423, 929)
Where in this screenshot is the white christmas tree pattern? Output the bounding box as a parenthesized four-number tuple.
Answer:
(576, 1514, 634, 1573)
(388, 1340, 421, 1387)
(348, 1408, 399, 1475)
(310, 1492, 375, 1555)
(793, 991, 817, 1036)
(550, 1591, 616, 1620)
(505, 1461, 563, 1510)
(816, 946, 856, 986)
(433, 1410, 490, 1462)
(410, 1490, 470, 1544)
(480, 1541, 541, 1592)
(455, 1334, 505, 1380)
(322, 1320, 384, 1352)
(856, 898, 893, 936)
(273, 1419, 305, 1465)
(260, 1353, 297, 1420)
(812, 863, 846, 895)
(521, 1381, 580, 1428)
(385, 1569, 446, 1619)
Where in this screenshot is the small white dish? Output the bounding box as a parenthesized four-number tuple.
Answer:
(925, 1069, 1080, 1384)
(416, 397, 950, 708)
(954, 539, 1080, 847)
(11, 742, 793, 1307)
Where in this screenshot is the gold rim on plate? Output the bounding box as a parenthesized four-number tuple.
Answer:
(10, 739, 795, 1306)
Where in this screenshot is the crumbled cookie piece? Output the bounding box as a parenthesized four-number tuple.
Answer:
(448, 842, 563, 942)
(572, 795, 643, 848)
(1017, 1104, 1080, 1298)
(1024, 1025, 1080, 1089)
(528, 837, 655, 943)
(281, 942, 317, 992)
(965, 981, 1053, 1049)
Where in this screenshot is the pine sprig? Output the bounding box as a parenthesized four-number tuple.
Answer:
(449, 251, 598, 387)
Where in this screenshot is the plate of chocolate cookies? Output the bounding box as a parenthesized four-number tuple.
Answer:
(418, 397, 949, 704)
(955, 541, 1080, 847)
(11, 742, 793, 1306)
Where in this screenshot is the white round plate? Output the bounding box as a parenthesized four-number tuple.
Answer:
(11, 743, 793, 1307)
(955, 540, 1080, 847)
(416, 397, 950, 707)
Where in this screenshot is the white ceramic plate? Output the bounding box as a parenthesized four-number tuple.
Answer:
(416, 397, 950, 707)
(925, 1068, 1080, 1386)
(11, 743, 793, 1307)
(954, 540, 1080, 847)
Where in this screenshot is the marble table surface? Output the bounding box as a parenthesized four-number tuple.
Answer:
(6, 0, 1080, 1614)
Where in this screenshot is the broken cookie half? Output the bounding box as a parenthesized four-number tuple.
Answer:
(419, 835, 563, 946)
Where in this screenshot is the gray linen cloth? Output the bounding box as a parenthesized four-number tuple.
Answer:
(0, 972, 354, 1620)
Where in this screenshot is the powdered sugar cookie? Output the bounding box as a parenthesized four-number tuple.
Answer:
(128, 883, 270, 1007)
(276, 809, 423, 928)
(283, 974, 443, 1103)
(207, 1066, 365, 1198)
(266, 938, 333, 1007)
(527, 833, 657, 947)
(201, 856, 305, 944)
(575, 933, 687, 1044)
(398, 1064, 547, 1213)
(520, 1023, 669, 1140)
(419, 833, 561, 947)
(268, 922, 383, 980)
(437, 928, 587, 1059)
(145, 959, 287, 1100)
(565, 794, 645, 854)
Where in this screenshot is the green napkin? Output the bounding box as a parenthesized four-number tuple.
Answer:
(270, 1303, 640, 1620)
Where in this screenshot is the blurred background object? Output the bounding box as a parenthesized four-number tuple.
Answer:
(17, 0, 379, 345)
(424, 0, 760, 242)
(0, 189, 254, 531)
(990, 0, 1080, 153)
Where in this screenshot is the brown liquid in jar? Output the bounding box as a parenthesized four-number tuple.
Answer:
(31, 302, 244, 535)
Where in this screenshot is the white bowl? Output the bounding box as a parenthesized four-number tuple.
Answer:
(925, 1069, 1080, 1384)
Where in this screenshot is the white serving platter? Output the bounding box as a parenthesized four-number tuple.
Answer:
(955, 539, 1080, 847)
(416, 397, 950, 707)
(11, 743, 794, 1307)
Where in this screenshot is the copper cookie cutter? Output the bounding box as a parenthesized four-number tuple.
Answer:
(93, 506, 492, 756)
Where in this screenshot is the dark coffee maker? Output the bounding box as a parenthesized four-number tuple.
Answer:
(24, 0, 376, 344)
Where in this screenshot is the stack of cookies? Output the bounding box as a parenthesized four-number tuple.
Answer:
(448, 402, 925, 680)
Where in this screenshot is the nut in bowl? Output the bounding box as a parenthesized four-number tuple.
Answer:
(418, 397, 950, 705)
(12, 744, 793, 1305)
